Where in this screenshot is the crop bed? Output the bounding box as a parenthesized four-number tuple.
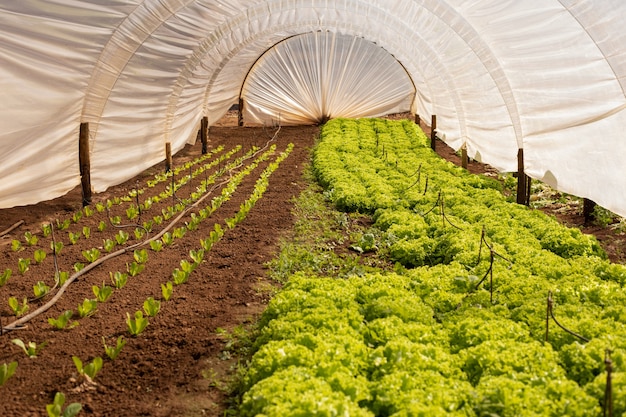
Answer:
(0, 125, 318, 416)
(238, 118, 626, 416)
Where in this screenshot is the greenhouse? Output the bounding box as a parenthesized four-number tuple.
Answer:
(1, 1, 625, 416)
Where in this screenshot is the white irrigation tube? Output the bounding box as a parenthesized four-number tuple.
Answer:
(1, 127, 281, 333)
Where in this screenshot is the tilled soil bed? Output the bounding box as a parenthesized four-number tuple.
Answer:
(0, 124, 318, 416)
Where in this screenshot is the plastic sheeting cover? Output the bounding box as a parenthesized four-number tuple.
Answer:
(0, 0, 625, 218)
(241, 31, 415, 125)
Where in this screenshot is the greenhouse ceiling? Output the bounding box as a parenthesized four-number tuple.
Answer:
(1, 0, 625, 217)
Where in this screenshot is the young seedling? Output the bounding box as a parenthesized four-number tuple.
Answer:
(172, 226, 186, 239)
(55, 271, 69, 286)
(82, 248, 100, 263)
(24, 231, 39, 246)
(180, 259, 195, 274)
(42, 223, 52, 237)
(133, 249, 148, 264)
(12, 338, 46, 358)
(126, 205, 139, 220)
(126, 261, 144, 277)
(134, 228, 145, 240)
(0, 361, 18, 387)
(55, 219, 70, 231)
(48, 310, 78, 329)
(110, 215, 122, 226)
(50, 241, 64, 255)
(189, 249, 204, 265)
(142, 220, 153, 233)
(109, 271, 128, 289)
(153, 215, 163, 225)
(95, 202, 106, 213)
(97, 220, 106, 232)
(33, 281, 51, 298)
(11, 239, 22, 252)
(143, 297, 161, 317)
(114, 230, 129, 245)
(161, 281, 173, 301)
(82, 226, 91, 239)
(83, 206, 94, 218)
(46, 392, 82, 417)
(0, 268, 12, 286)
(68, 232, 80, 245)
(171, 268, 189, 285)
(77, 299, 98, 318)
(149, 240, 163, 252)
(161, 232, 173, 246)
(103, 238, 116, 253)
(102, 336, 126, 360)
(126, 311, 149, 336)
(33, 249, 47, 264)
(71, 211, 82, 223)
(92, 283, 113, 303)
(72, 356, 103, 380)
(9, 297, 29, 317)
(18, 258, 30, 275)
(73, 262, 85, 273)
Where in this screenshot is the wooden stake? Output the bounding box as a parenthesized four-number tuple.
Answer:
(165, 142, 172, 173)
(415, 113, 420, 126)
(516, 149, 530, 205)
(583, 198, 596, 225)
(238, 97, 244, 127)
(461, 146, 468, 170)
(430, 115, 437, 151)
(79, 122, 92, 206)
(201, 116, 208, 155)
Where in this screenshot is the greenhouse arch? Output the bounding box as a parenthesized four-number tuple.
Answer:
(1, 0, 625, 217)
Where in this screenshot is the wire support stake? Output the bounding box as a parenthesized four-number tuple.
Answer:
(604, 349, 614, 417)
(545, 291, 590, 343)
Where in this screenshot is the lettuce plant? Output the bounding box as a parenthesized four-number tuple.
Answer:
(161, 232, 173, 246)
(110, 215, 121, 226)
(54, 271, 69, 286)
(126, 311, 149, 336)
(143, 297, 161, 317)
(77, 299, 97, 318)
(9, 297, 28, 317)
(115, 230, 129, 245)
(12, 338, 46, 358)
(0, 361, 17, 387)
(33, 249, 47, 264)
(71, 211, 82, 223)
(92, 283, 113, 302)
(82, 226, 91, 239)
(189, 249, 204, 264)
(24, 231, 38, 246)
(110, 271, 128, 289)
(42, 223, 52, 237)
(46, 392, 82, 417)
(83, 206, 94, 217)
(72, 356, 102, 380)
(126, 261, 144, 277)
(134, 227, 145, 240)
(149, 240, 163, 252)
(73, 262, 85, 272)
(50, 241, 63, 255)
(11, 239, 22, 252)
(103, 238, 116, 253)
(18, 258, 30, 275)
(95, 202, 106, 213)
(133, 249, 148, 264)
(48, 310, 78, 330)
(82, 248, 100, 263)
(33, 281, 50, 298)
(103, 336, 126, 360)
(172, 268, 189, 285)
(55, 219, 70, 231)
(161, 281, 173, 301)
(0, 268, 11, 286)
(97, 220, 106, 232)
(68, 232, 80, 245)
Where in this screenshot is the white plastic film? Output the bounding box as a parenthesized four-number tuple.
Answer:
(0, 0, 625, 218)
(241, 31, 415, 125)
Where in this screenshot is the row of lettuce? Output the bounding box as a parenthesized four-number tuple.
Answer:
(238, 118, 626, 416)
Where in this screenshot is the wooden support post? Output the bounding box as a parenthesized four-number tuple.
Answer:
(461, 146, 468, 170)
(201, 116, 208, 155)
(430, 115, 437, 151)
(238, 97, 244, 127)
(415, 113, 420, 126)
(165, 142, 172, 173)
(583, 198, 597, 225)
(79, 122, 92, 207)
(516, 148, 530, 205)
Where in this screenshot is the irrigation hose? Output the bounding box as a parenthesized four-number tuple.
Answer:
(1, 126, 281, 334)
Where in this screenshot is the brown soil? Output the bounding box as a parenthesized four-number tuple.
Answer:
(0, 123, 318, 417)
(0, 115, 624, 417)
